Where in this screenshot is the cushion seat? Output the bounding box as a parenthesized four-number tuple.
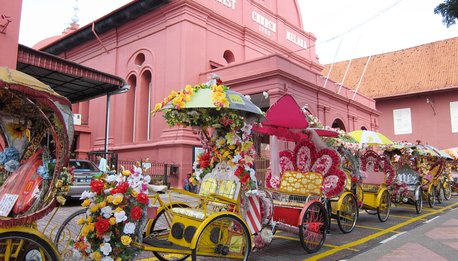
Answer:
(172, 207, 206, 220)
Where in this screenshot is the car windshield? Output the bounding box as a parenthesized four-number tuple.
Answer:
(70, 161, 99, 171)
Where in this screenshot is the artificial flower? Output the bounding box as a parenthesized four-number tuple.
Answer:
(91, 180, 105, 194)
(123, 222, 136, 234)
(121, 235, 132, 246)
(130, 206, 143, 221)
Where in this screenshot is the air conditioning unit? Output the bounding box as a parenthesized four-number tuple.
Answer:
(73, 113, 82, 125)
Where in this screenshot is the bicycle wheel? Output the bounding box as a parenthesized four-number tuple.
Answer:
(336, 194, 358, 233)
(192, 214, 251, 261)
(299, 201, 328, 253)
(428, 185, 436, 208)
(146, 205, 190, 261)
(436, 183, 442, 204)
(53, 208, 86, 258)
(443, 181, 452, 200)
(0, 231, 59, 260)
(377, 190, 391, 222)
(415, 185, 423, 214)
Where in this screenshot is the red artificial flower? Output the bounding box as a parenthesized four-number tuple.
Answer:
(95, 217, 110, 236)
(199, 152, 211, 169)
(90, 180, 105, 194)
(234, 166, 245, 178)
(136, 192, 149, 205)
(130, 206, 143, 221)
(118, 182, 129, 194)
(240, 174, 250, 185)
(351, 176, 358, 183)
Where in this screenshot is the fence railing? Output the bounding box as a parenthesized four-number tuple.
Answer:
(118, 160, 176, 186)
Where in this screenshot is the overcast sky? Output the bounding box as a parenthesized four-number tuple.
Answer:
(19, 0, 458, 64)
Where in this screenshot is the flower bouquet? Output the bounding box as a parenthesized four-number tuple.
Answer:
(73, 169, 151, 261)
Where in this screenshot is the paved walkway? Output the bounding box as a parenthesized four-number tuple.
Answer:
(349, 204, 458, 261)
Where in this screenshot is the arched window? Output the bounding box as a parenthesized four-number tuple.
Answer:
(332, 118, 346, 131)
(124, 75, 136, 143)
(136, 71, 152, 141)
(134, 53, 145, 66)
(361, 126, 367, 130)
(223, 50, 235, 64)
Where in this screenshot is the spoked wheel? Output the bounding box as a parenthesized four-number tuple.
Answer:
(0, 231, 59, 260)
(443, 181, 452, 201)
(336, 194, 358, 233)
(414, 185, 423, 214)
(192, 214, 251, 261)
(54, 208, 86, 259)
(146, 205, 190, 261)
(299, 201, 328, 253)
(436, 183, 442, 204)
(377, 190, 391, 222)
(428, 185, 436, 208)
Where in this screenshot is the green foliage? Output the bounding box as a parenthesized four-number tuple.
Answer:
(434, 0, 458, 27)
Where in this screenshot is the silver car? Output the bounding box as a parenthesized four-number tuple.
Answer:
(67, 159, 101, 199)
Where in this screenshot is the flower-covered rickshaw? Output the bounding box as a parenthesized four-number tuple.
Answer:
(258, 95, 355, 244)
(358, 150, 395, 222)
(385, 143, 450, 210)
(0, 67, 74, 260)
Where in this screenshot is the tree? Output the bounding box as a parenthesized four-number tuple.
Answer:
(434, 0, 458, 27)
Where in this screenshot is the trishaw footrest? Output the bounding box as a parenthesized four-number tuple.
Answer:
(143, 237, 189, 250)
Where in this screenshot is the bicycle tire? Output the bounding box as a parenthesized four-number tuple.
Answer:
(53, 208, 86, 257)
(0, 231, 59, 260)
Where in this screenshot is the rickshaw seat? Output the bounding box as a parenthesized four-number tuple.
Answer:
(171, 163, 241, 220)
(279, 171, 323, 196)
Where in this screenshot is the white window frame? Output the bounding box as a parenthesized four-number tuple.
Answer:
(450, 101, 458, 133)
(393, 108, 412, 135)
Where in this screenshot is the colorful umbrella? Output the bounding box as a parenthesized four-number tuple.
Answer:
(159, 88, 264, 119)
(348, 130, 393, 145)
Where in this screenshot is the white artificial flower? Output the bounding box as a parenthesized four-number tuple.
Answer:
(114, 210, 127, 223)
(232, 154, 242, 163)
(101, 206, 113, 218)
(263, 91, 269, 99)
(101, 257, 114, 261)
(80, 191, 95, 200)
(143, 175, 151, 183)
(106, 175, 117, 183)
(100, 243, 112, 256)
(123, 222, 136, 234)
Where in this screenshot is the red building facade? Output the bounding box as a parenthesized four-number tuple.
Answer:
(35, 0, 378, 187)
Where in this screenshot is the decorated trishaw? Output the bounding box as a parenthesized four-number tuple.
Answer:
(259, 95, 357, 236)
(385, 143, 449, 209)
(358, 150, 395, 222)
(0, 67, 74, 260)
(384, 144, 424, 213)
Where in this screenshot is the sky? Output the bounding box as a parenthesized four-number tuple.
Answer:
(19, 0, 458, 64)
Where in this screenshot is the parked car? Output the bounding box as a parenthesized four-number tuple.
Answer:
(67, 159, 101, 199)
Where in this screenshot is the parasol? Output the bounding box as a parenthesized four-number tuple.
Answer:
(252, 94, 308, 141)
(158, 88, 265, 121)
(348, 130, 393, 145)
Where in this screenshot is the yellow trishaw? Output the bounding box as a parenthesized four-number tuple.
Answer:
(359, 150, 395, 222)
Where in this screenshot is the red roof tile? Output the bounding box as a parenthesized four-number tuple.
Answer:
(322, 37, 458, 99)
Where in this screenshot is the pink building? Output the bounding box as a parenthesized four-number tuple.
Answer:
(324, 37, 458, 150)
(31, 0, 377, 187)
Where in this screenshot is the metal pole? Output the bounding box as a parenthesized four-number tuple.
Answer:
(352, 55, 372, 100)
(104, 94, 111, 154)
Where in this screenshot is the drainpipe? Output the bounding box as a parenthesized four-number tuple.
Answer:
(92, 23, 109, 54)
